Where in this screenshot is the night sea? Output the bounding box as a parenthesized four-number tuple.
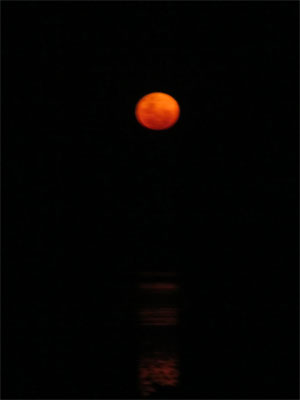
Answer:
(3, 1, 299, 399)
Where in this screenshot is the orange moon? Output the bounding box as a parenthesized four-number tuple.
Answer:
(135, 92, 180, 131)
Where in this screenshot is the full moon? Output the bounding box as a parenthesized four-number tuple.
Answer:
(135, 92, 180, 131)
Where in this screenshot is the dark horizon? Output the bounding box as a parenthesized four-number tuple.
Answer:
(3, 1, 299, 399)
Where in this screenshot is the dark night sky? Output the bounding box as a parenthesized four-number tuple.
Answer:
(3, 1, 299, 399)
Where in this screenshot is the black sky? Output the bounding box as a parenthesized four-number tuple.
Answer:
(3, 1, 299, 399)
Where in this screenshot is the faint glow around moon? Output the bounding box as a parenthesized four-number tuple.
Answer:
(135, 92, 180, 131)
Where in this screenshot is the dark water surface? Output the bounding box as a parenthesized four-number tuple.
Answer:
(5, 257, 298, 399)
